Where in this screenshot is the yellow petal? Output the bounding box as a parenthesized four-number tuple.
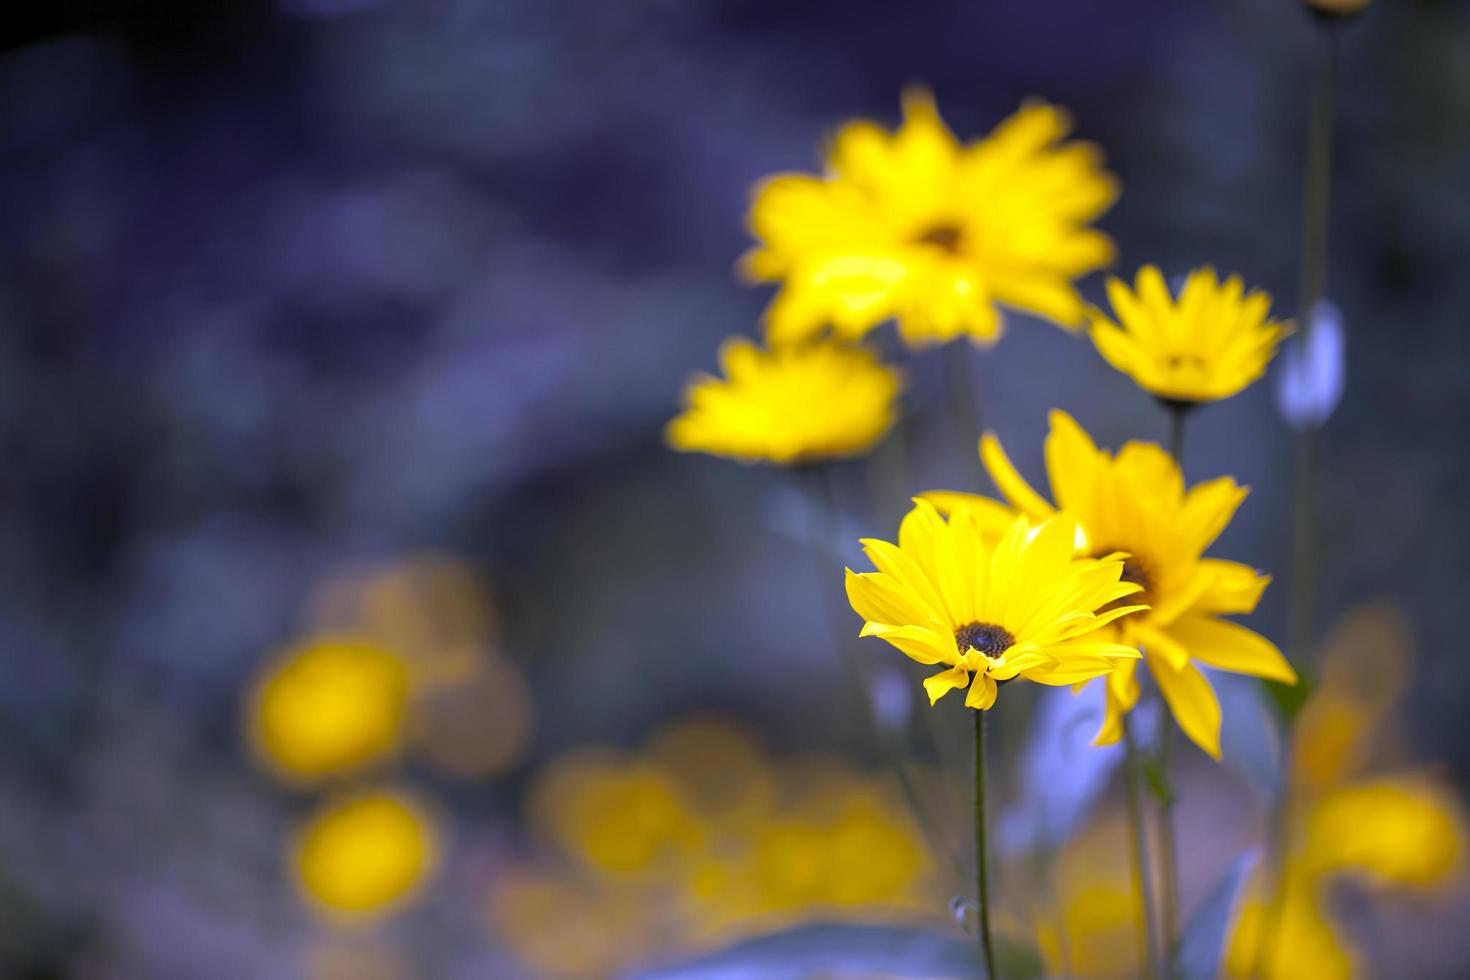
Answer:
(923, 665, 971, 706)
(1166, 614, 1297, 684)
(964, 672, 999, 710)
(858, 622, 951, 666)
(1150, 657, 1222, 759)
(979, 432, 1055, 521)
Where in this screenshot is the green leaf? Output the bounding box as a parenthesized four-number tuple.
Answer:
(1262, 670, 1315, 726)
(1143, 756, 1174, 806)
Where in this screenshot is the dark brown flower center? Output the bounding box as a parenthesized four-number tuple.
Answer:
(953, 621, 1014, 659)
(1095, 547, 1154, 612)
(915, 223, 965, 254)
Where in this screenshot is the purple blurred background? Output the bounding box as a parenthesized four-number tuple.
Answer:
(2, 0, 1469, 975)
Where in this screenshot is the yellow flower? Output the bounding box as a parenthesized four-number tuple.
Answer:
(666, 336, 901, 464)
(1088, 266, 1291, 404)
(744, 88, 1118, 348)
(845, 502, 1145, 711)
(247, 638, 409, 784)
(1225, 602, 1469, 979)
(294, 790, 439, 919)
(926, 410, 1295, 756)
(527, 749, 704, 878)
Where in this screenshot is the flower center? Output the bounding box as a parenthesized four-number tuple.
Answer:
(1095, 547, 1154, 611)
(915, 223, 965, 254)
(953, 621, 1014, 659)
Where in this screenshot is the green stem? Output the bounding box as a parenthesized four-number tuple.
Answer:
(1156, 402, 1189, 964)
(1254, 19, 1338, 980)
(973, 708, 998, 979)
(1123, 714, 1164, 980)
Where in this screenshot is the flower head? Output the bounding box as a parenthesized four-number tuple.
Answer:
(1088, 266, 1291, 404)
(666, 336, 901, 464)
(294, 790, 439, 919)
(745, 88, 1118, 349)
(246, 638, 409, 784)
(845, 502, 1144, 711)
(924, 410, 1296, 755)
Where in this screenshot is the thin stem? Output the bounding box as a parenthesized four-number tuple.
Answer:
(1254, 19, 1338, 980)
(1155, 402, 1189, 963)
(973, 708, 998, 979)
(1123, 714, 1164, 980)
(1155, 712, 1181, 963)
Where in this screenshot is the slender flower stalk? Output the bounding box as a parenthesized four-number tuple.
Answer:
(1155, 400, 1191, 961)
(973, 709, 997, 979)
(944, 341, 985, 460)
(1123, 715, 1164, 980)
(1255, 18, 1341, 980)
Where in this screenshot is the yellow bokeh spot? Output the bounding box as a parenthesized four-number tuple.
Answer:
(294, 791, 439, 918)
(248, 638, 409, 783)
(530, 753, 703, 876)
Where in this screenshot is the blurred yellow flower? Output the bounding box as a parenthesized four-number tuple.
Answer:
(487, 720, 946, 978)
(745, 88, 1118, 348)
(528, 749, 705, 877)
(1225, 602, 1468, 979)
(1032, 813, 1148, 979)
(294, 790, 439, 919)
(247, 638, 409, 784)
(846, 503, 1144, 711)
(927, 410, 1295, 755)
(1088, 266, 1291, 404)
(666, 336, 901, 464)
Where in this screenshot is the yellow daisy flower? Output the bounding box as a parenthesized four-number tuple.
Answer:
(666, 336, 901, 464)
(925, 410, 1296, 756)
(744, 88, 1118, 349)
(1088, 265, 1291, 404)
(845, 502, 1145, 711)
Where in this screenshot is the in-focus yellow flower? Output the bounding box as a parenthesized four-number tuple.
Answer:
(1088, 266, 1291, 404)
(845, 502, 1145, 711)
(247, 638, 409, 783)
(925, 410, 1295, 755)
(745, 88, 1118, 348)
(666, 336, 901, 464)
(294, 790, 439, 919)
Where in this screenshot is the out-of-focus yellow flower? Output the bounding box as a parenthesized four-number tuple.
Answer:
(847, 504, 1145, 711)
(303, 555, 535, 781)
(745, 88, 1117, 348)
(528, 749, 705, 877)
(927, 410, 1295, 756)
(487, 721, 946, 978)
(1033, 813, 1147, 980)
(306, 554, 499, 689)
(1303, 778, 1467, 888)
(1227, 866, 1356, 980)
(247, 639, 409, 783)
(1088, 266, 1291, 404)
(294, 790, 439, 919)
(1224, 602, 1469, 979)
(666, 336, 901, 464)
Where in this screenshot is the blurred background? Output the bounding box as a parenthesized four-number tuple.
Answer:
(3, 0, 1470, 976)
